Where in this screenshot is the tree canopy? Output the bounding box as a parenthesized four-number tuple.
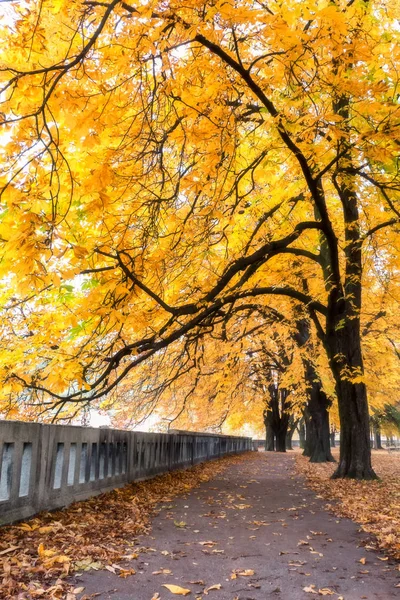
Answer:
(0, 0, 399, 478)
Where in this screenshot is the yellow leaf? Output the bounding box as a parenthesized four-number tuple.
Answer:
(204, 583, 222, 594)
(162, 584, 191, 595)
(18, 523, 33, 531)
(72, 245, 88, 258)
(38, 526, 55, 534)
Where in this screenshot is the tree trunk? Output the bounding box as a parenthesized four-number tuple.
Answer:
(327, 319, 376, 479)
(302, 410, 313, 457)
(304, 362, 334, 463)
(286, 429, 293, 450)
(373, 426, 383, 450)
(330, 429, 336, 448)
(298, 420, 306, 450)
(276, 428, 287, 452)
(285, 416, 297, 450)
(326, 74, 376, 479)
(264, 411, 275, 451)
(265, 383, 291, 453)
(294, 319, 332, 462)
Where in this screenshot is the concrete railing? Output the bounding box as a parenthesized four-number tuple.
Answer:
(0, 420, 252, 525)
(253, 439, 301, 449)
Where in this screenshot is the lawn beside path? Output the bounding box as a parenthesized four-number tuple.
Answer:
(74, 452, 399, 600)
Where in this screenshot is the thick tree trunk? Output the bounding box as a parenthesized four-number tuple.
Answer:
(298, 420, 306, 450)
(327, 81, 376, 480)
(276, 428, 287, 452)
(285, 416, 297, 450)
(265, 383, 291, 453)
(302, 411, 313, 457)
(264, 411, 275, 451)
(294, 319, 332, 462)
(330, 429, 336, 448)
(327, 320, 376, 479)
(373, 425, 383, 450)
(275, 389, 290, 452)
(304, 362, 334, 463)
(286, 429, 293, 450)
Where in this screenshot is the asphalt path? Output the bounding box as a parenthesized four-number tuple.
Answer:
(75, 452, 399, 600)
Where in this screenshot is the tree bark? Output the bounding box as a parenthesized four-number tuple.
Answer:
(285, 416, 297, 450)
(294, 319, 333, 462)
(326, 77, 376, 480)
(276, 430, 287, 452)
(298, 419, 306, 450)
(327, 318, 376, 479)
(373, 424, 383, 450)
(330, 428, 336, 448)
(304, 362, 334, 463)
(302, 410, 313, 458)
(264, 410, 275, 451)
(286, 429, 293, 450)
(265, 384, 290, 453)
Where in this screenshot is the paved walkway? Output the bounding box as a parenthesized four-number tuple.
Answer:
(76, 452, 399, 600)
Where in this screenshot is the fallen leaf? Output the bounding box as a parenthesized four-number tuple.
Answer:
(174, 521, 187, 528)
(303, 585, 318, 594)
(17, 523, 33, 531)
(153, 568, 172, 575)
(118, 568, 136, 578)
(318, 589, 334, 596)
(359, 557, 366, 565)
(162, 584, 191, 595)
(38, 526, 55, 534)
(231, 569, 255, 578)
(73, 587, 85, 594)
(105, 565, 116, 573)
(204, 583, 222, 594)
(0, 545, 20, 556)
(199, 541, 217, 547)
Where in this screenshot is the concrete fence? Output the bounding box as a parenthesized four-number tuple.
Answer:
(0, 420, 252, 525)
(253, 439, 301, 449)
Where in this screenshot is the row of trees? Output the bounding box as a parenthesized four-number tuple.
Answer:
(0, 0, 400, 478)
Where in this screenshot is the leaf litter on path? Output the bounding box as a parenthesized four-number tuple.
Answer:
(0, 452, 256, 599)
(296, 450, 400, 560)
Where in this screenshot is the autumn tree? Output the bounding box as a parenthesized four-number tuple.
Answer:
(0, 0, 400, 478)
